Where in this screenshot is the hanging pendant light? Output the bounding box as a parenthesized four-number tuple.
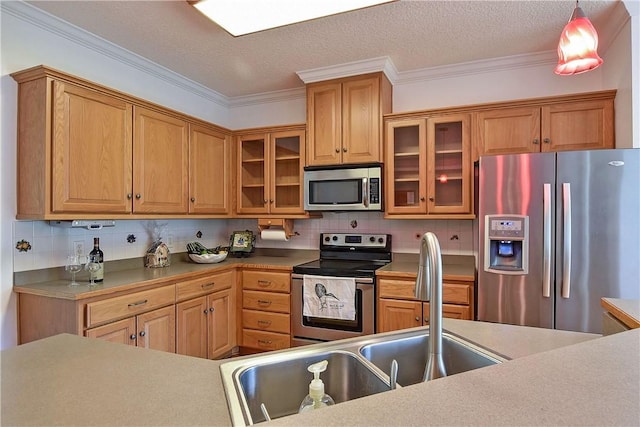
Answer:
(554, 0, 603, 75)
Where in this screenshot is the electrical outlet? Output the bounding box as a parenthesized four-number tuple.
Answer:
(73, 241, 84, 257)
(167, 234, 174, 249)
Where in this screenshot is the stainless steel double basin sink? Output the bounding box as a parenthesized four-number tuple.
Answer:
(220, 328, 508, 426)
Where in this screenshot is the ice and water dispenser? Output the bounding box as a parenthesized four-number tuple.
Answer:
(483, 215, 529, 275)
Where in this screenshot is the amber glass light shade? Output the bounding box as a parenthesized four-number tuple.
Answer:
(554, 5, 603, 75)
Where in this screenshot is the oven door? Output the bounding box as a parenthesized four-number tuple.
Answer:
(291, 274, 375, 344)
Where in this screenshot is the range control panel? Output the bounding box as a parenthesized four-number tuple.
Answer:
(321, 233, 389, 248)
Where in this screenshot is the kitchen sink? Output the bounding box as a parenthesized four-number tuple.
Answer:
(220, 328, 508, 426)
(220, 347, 391, 425)
(359, 330, 507, 386)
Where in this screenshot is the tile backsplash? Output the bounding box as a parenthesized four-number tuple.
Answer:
(12, 213, 475, 272)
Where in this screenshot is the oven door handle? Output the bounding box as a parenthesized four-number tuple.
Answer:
(292, 273, 373, 284)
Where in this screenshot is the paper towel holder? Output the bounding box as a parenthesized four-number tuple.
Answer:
(258, 218, 295, 238)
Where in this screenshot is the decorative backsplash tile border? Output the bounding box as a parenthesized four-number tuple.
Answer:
(12, 213, 476, 272)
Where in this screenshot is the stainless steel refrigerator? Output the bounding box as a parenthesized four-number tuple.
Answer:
(477, 149, 640, 334)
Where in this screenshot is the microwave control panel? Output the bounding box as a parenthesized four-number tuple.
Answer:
(369, 178, 380, 204)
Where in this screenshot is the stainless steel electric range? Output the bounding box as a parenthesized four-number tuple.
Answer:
(291, 233, 392, 346)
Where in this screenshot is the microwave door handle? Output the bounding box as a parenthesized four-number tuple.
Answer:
(362, 177, 369, 207)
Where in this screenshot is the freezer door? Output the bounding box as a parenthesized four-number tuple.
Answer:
(555, 149, 640, 334)
(477, 153, 556, 328)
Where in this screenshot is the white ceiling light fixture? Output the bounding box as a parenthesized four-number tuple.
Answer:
(192, 0, 395, 36)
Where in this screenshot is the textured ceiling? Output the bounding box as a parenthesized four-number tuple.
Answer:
(27, 0, 622, 98)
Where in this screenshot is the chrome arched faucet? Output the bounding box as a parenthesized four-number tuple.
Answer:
(415, 232, 447, 381)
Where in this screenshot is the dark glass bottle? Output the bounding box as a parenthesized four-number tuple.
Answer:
(89, 237, 104, 282)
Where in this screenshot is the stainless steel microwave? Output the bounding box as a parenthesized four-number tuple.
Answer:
(304, 164, 383, 211)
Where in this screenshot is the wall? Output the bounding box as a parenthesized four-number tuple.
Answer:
(1, 1, 636, 349)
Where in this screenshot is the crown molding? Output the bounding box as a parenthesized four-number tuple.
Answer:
(228, 87, 306, 108)
(395, 51, 558, 85)
(296, 56, 399, 85)
(2, 0, 230, 108)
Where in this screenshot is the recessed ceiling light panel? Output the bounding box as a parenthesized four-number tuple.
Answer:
(193, 0, 395, 36)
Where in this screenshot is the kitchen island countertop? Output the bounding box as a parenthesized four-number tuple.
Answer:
(4, 319, 636, 427)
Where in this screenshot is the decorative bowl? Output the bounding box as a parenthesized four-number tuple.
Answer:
(188, 252, 228, 264)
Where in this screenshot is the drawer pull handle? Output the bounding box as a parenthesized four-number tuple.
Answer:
(257, 320, 272, 326)
(257, 299, 272, 306)
(128, 299, 148, 307)
(201, 282, 215, 289)
(257, 339, 273, 346)
(257, 280, 271, 287)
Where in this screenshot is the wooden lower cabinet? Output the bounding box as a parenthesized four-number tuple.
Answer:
(378, 298, 422, 332)
(86, 305, 175, 352)
(176, 270, 236, 360)
(377, 276, 474, 333)
(241, 269, 291, 351)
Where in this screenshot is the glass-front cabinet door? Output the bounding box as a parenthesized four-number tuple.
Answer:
(237, 128, 305, 215)
(426, 114, 471, 214)
(270, 130, 305, 214)
(238, 134, 268, 214)
(385, 119, 427, 214)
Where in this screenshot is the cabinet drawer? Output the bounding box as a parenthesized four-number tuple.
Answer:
(176, 270, 234, 301)
(242, 309, 290, 334)
(378, 279, 415, 299)
(442, 282, 472, 305)
(242, 329, 290, 351)
(379, 279, 473, 305)
(243, 290, 290, 314)
(86, 285, 175, 328)
(243, 270, 290, 293)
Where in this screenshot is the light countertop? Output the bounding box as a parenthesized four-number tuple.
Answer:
(601, 297, 640, 329)
(4, 319, 635, 427)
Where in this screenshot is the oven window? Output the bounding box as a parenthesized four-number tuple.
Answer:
(302, 288, 363, 332)
(309, 179, 362, 205)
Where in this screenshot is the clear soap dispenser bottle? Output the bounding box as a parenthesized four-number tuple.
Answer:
(298, 360, 335, 413)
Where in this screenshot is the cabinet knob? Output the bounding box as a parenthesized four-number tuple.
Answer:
(263, 199, 268, 204)
(415, 316, 420, 322)
(135, 193, 141, 199)
(420, 196, 426, 202)
(533, 138, 539, 144)
(127, 193, 132, 199)
(269, 199, 274, 204)
(342, 147, 347, 152)
(139, 331, 146, 337)
(335, 148, 340, 153)
(429, 197, 434, 202)
(543, 138, 551, 144)
(203, 309, 208, 315)
(209, 307, 215, 312)
(130, 334, 137, 340)
(191, 197, 196, 202)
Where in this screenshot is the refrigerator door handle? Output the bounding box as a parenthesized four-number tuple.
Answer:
(542, 183, 552, 298)
(562, 182, 572, 298)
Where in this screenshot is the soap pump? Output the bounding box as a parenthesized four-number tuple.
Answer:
(298, 360, 335, 413)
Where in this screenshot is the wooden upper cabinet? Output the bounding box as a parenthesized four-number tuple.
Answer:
(306, 81, 342, 165)
(385, 113, 472, 217)
(475, 94, 615, 158)
(51, 81, 133, 214)
(189, 124, 231, 214)
(475, 107, 541, 156)
(133, 106, 189, 213)
(236, 127, 305, 215)
(306, 73, 391, 166)
(12, 65, 232, 219)
(542, 99, 614, 152)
